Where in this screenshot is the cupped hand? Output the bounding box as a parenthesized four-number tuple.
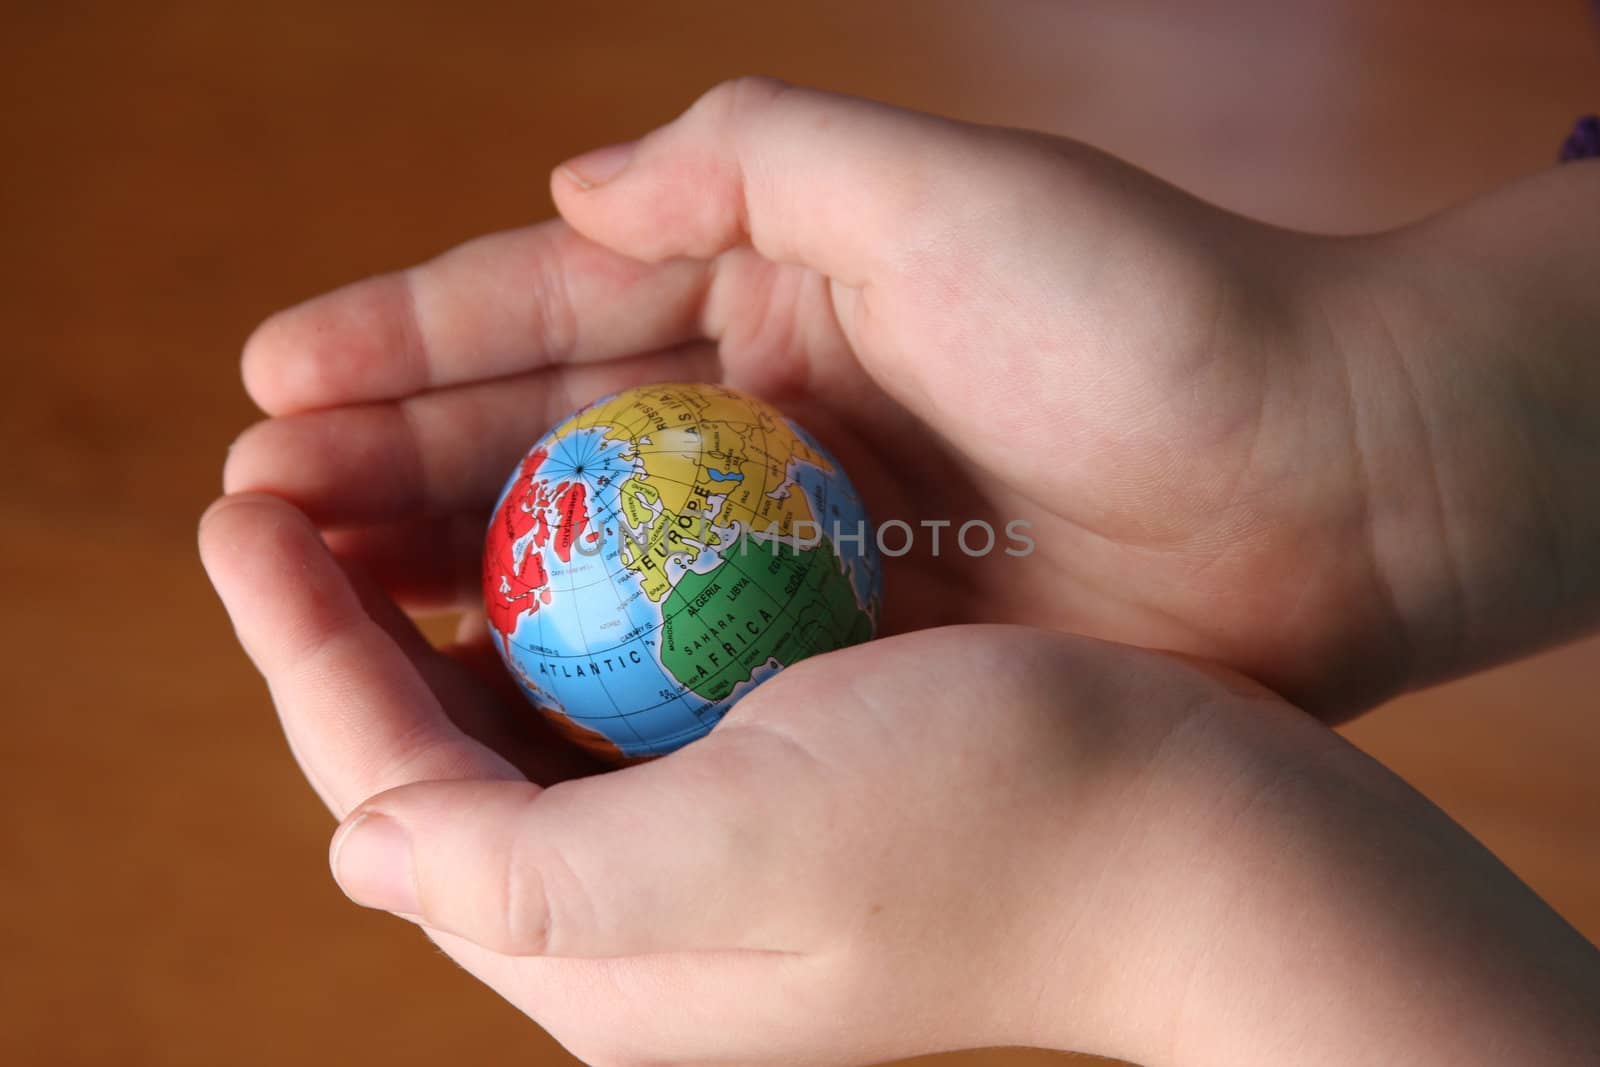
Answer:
(226, 78, 1444, 718)
(198, 494, 1600, 1066)
(191, 490, 1289, 1063)
(197, 492, 1201, 1063)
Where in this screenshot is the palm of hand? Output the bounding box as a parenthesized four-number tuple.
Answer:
(704, 227, 1399, 716)
(537, 79, 1415, 714)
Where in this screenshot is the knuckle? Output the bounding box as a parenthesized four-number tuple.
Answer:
(503, 235, 578, 366)
(695, 74, 790, 120)
(497, 792, 589, 956)
(498, 843, 553, 955)
(670, 77, 803, 260)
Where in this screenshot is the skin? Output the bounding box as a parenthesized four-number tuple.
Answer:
(204, 80, 1600, 1064)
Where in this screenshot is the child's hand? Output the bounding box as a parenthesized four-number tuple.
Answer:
(226, 79, 1600, 721)
(198, 494, 1600, 1066)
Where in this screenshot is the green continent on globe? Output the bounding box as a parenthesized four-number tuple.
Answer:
(659, 534, 873, 702)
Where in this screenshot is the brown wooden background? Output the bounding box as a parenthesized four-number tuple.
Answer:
(4, 3, 1597, 1065)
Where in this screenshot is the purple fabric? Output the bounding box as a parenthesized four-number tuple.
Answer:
(1560, 115, 1600, 161)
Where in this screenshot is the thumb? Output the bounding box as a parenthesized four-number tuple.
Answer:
(327, 749, 822, 958)
(551, 77, 1129, 289)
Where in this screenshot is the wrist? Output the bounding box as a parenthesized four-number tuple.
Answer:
(1020, 675, 1600, 1066)
(1004, 667, 1336, 1063)
(1300, 179, 1600, 698)
(1148, 690, 1599, 1066)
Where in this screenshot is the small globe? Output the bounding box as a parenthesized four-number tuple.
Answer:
(483, 383, 882, 761)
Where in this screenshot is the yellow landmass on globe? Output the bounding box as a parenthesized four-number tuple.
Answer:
(614, 476, 729, 602)
(551, 384, 835, 601)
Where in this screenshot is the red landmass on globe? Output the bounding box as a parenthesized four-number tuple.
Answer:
(483, 447, 550, 653)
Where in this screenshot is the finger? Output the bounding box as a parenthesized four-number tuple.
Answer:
(329, 741, 824, 958)
(341, 551, 606, 787)
(225, 345, 719, 527)
(199, 493, 521, 817)
(242, 221, 713, 416)
(553, 77, 1067, 287)
(335, 559, 516, 761)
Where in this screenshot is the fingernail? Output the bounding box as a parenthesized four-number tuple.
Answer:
(331, 812, 421, 915)
(558, 139, 637, 190)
